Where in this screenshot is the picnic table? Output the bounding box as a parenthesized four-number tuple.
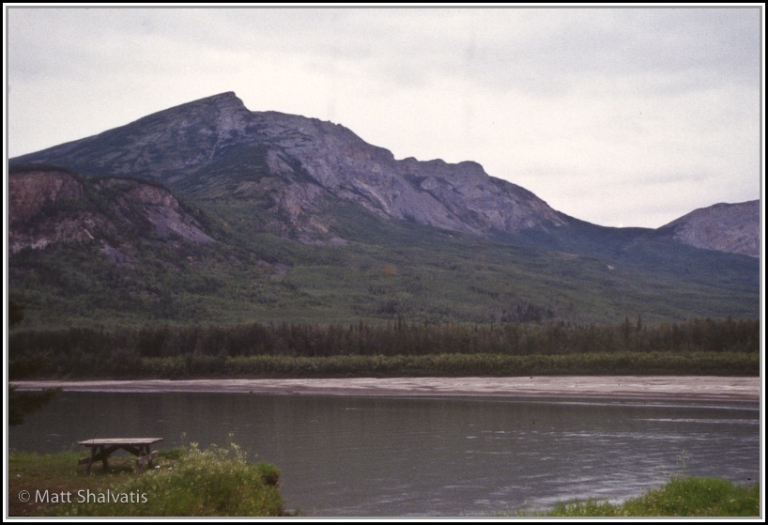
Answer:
(78, 438, 163, 474)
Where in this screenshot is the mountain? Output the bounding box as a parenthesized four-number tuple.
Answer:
(656, 201, 759, 258)
(11, 92, 567, 244)
(7, 93, 760, 328)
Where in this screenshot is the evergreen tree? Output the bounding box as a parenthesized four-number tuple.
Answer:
(9, 299, 25, 326)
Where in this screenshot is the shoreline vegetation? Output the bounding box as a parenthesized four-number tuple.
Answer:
(10, 352, 761, 380)
(523, 476, 760, 517)
(9, 317, 759, 379)
(8, 443, 284, 517)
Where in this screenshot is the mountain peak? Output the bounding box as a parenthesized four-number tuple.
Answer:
(659, 200, 759, 257)
(135, 90, 251, 132)
(208, 90, 239, 101)
(170, 91, 246, 113)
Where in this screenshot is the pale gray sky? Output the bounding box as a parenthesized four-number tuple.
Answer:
(5, 5, 763, 228)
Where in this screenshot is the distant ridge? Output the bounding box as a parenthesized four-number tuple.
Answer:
(658, 201, 759, 258)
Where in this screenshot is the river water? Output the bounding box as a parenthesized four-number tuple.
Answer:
(8, 392, 760, 517)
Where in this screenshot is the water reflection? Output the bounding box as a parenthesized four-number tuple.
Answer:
(9, 392, 759, 516)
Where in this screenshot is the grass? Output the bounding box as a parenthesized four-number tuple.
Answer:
(525, 476, 760, 517)
(9, 451, 102, 517)
(8, 442, 284, 517)
(8, 351, 760, 380)
(148, 351, 758, 377)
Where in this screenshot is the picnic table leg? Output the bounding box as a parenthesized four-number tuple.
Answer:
(86, 447, 94, 475)
(86, 446, 101, 475)
(78, 447, 95, 474)
(81, 445, 120, 474)
(136, 445, 158, 472)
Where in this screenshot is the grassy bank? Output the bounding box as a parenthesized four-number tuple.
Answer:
(525, 476, 760, 517)
(8, 443, 283, 517)
(9, 351, 759, 379)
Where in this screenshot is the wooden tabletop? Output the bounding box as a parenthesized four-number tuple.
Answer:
(78, 438, 163, 447)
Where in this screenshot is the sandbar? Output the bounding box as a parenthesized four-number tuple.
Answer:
(10, 376, 760, 402)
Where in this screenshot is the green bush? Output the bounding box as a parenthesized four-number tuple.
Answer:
(537, 476, 759, 517)
(60, 442, 283, 517)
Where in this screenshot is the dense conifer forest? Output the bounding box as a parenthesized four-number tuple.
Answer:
(10, 317, 758, 378)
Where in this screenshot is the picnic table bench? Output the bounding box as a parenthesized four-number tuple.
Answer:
(78, 438, 163, 474)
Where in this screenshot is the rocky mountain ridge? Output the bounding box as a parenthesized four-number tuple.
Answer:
(9, 92, 759, 259)
(658, 200, 760, 258)
(11, 92, 568, 244)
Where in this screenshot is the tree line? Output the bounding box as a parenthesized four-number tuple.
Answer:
(9, 317, 759, 378)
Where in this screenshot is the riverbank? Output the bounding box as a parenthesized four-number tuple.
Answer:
(8, 446, 284, 517)
(11, 376, 760, 402)
(525, 476, 759, 517)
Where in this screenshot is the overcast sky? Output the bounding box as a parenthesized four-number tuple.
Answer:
(5, 6, 763, 228)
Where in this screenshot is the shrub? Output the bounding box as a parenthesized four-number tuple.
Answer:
(61, 442, 283, 516)
(538, 476, 759, 517)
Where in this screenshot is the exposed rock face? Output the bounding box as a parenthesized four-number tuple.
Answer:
(113, 180, 214, 244)
(9, 169, 213, 255)
(10, 170, 95, 252)
(659, 201, 760, 258)
(11, 92, 568, 242)
(9, 170, 84, 224)
(247, 108, 568, 236)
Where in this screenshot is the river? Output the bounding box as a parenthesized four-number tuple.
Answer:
(8, 391, 760, 517)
